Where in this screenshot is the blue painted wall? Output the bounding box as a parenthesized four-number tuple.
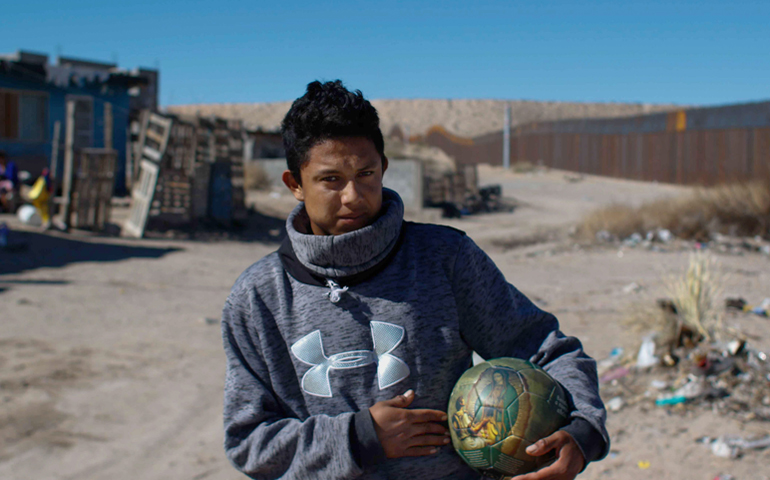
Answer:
(0, 74, 132, 195)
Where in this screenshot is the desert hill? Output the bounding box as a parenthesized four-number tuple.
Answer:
(166, 99, 682, 138)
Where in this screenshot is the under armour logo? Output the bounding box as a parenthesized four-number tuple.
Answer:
(290, 321, 410, 397)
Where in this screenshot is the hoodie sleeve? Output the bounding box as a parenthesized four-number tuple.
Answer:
(221, 289, 368, 480)
(451, 235, 609, 464)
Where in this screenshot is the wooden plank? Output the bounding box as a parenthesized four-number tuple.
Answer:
(125, 125, 134, 191)
(61, 100, 76, 229)
(47, 120, 62, 227)
(123, 159, 160, 238)
(148, 113, 173, 155)
(50, 121, 61, 181)
(134, 110, 149, 179)
(104, 102, 113, 150)
(145, 128, 165, 145)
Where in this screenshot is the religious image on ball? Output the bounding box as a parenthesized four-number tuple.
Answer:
(447, 358, 571, 479)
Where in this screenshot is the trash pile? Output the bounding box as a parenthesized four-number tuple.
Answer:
(595, 229, 770, 256)
(697, 434, 770, 460)
(599, 299, 770, 424)
(429, 184, 516, 219)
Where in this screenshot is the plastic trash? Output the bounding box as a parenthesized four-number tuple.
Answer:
(636, 335, 659, 368)
(657, 229, 673, 243)
(596, 230, 613, 243)
(622, 282, 642, 294)
(725, 297, 747, 310)
(708, 435, 770, 459)
(17, 204, 42, 226)
(600, 366, 630, 384)
(650, 379, 668, 390)
(655, 395, 687, 406)
(656, 377, 706, 406)
(606, 397, 624, 412)
(711, 437, 739, 458)
(624, 233, 642, 247)
(741, 435, 770, 450)
(726, 340, 745, 356)
(598, 347, 625, 372)
(751, 298, 770, 317)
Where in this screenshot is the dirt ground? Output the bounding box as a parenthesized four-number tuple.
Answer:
(1, 166, 768, 480)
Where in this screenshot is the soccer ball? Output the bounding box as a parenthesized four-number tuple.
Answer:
(447, 357, 570, 479)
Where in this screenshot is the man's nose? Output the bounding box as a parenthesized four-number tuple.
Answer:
(340, 180, 363, 205)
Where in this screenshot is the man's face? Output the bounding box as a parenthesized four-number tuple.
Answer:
(283, 136, 388, 236)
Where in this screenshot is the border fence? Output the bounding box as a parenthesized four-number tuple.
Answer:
(421, 101, 770, 185)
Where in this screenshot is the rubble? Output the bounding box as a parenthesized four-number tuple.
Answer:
(725, 297, 770, 318)
(702, 435, 770, 459)
(592, 229, 770, 257)
(600, 296, 770, 426)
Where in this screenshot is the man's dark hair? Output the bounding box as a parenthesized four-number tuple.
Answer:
(281, 80, 385, 183)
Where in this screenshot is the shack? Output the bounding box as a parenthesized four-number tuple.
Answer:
(0, 50, 156, 196)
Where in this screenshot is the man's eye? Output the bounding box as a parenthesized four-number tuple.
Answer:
(358, 171, 374, 177)
(322, 176, 339, 182)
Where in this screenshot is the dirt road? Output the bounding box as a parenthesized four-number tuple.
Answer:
(1, 167, 768, 480)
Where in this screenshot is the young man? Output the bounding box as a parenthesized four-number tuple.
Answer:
(221, 80, 608, 480)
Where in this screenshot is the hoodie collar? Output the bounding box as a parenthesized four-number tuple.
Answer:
(285, 188, 404, 279)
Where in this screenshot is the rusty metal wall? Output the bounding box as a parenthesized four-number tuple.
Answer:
(423, 101, 770, 185)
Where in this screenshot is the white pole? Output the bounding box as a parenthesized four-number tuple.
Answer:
(502, 104, 511, 169)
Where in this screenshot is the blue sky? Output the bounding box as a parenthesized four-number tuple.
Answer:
(2, 0, 768, 106)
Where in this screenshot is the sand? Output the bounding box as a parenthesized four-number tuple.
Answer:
(1, 166, 768, 480)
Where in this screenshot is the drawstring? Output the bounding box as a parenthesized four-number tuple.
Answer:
(325, 279, 349, 303)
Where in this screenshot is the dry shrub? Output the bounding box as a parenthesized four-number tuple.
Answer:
(623, 252, 725, 351)
(511, 161, 536, 173)
(244, 163, 272, 190)
(664, 252, 724, 342)
(578, 204, 646, 240)
(622, 300, 677, 346)
(577, 179, 770, 241)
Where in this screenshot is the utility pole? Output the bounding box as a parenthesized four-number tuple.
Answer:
(503, 103, 511, 169)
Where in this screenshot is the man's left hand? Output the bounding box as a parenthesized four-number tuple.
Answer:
(510, 430, 585, 480)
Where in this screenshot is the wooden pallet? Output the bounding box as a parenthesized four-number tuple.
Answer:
(151, 168, 192, 225)
(71, 148, 117, 230)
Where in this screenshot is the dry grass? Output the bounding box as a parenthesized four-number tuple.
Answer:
(244, 163, 272, 190)
(622, 300, 677, 346)
(577, 179, 770, 241)
(664, 252, 725, 342)
(624, 252, 726, 351)
(510, 161, 537, 173)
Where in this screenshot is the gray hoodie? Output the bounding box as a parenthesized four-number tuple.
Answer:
(221, 189, 608, 480)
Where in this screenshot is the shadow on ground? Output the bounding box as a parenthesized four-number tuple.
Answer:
(143, 210, 287, 244)
(0, 230, 182, 277)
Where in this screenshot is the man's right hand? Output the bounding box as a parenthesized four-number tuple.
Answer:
(369, 389, 450, 458)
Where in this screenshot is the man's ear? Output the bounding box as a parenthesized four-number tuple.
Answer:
(282, 170, 304, 202)
(381, 156, 389, 176)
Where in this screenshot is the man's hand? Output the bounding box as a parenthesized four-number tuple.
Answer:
(510, 430, 586, 480)
(369, 389, 450, 459)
